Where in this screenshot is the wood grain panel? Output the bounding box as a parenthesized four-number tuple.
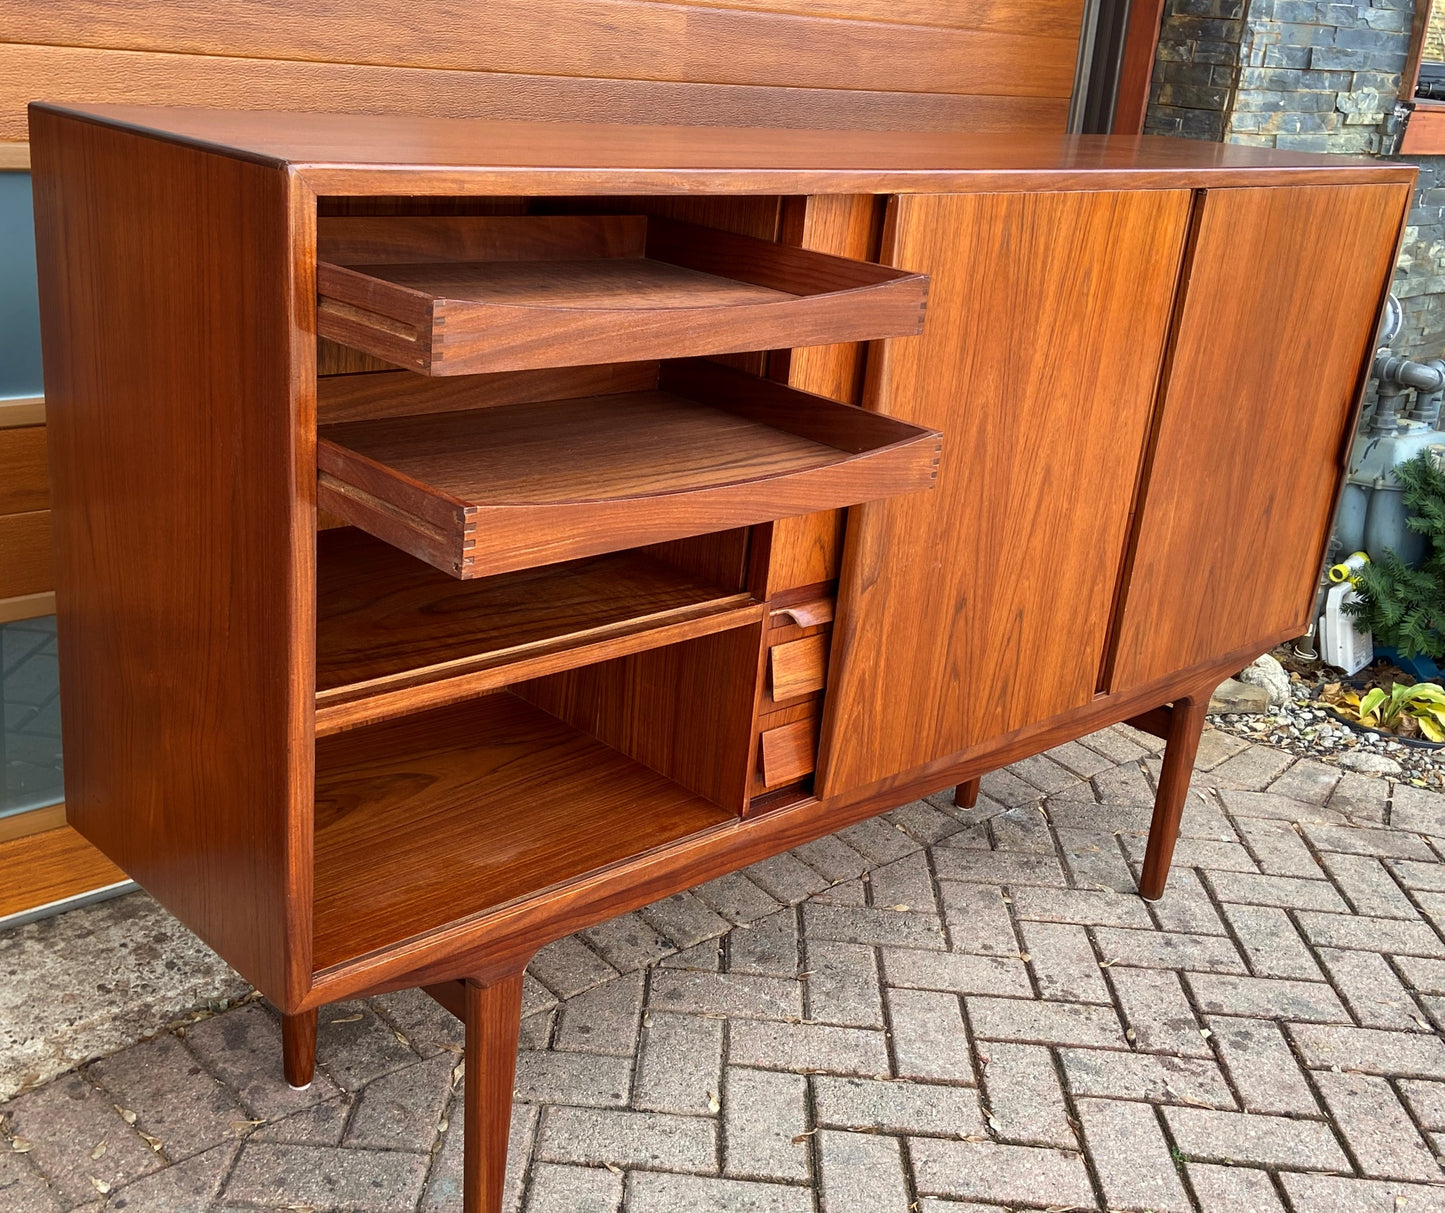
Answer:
(0, 398, 46, 429)
(759, 716, 818, 788)
(655, 0, 1083, 32)
(766, 193, 882, 595)
(312, 692, 732, 970)
(0, 826, 127, 919)
(0, 511, 53, 599)
(818, 189, 1193, 797)
(0, 426, 48, 514)
(314, 530, 761, 735)
(28, 106, 1416, 197)
(1108, 184, 1411, 691)
(30, 110, 313, 1006)
(2, 46, 1071, 148)
(8, 2, 1082, 98)
(769, 634, 829, 701)
(0, 803, 66, 845)
(316, 364, 660, 425)
(0, 592, 57, 625)
(518, 625, 764, 814)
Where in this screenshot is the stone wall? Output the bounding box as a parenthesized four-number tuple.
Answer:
(1145, 0, 1445, 361)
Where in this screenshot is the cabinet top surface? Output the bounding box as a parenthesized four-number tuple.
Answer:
(31, 103, 1416, 194)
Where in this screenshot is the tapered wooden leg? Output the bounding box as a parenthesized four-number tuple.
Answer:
(281, 1009, 317, 1090)
(1138, 694, 1208, 901)
(463, 972, 525, 1213)
(954, 777, 981, 809)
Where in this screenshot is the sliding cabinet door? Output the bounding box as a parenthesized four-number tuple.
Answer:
(819, 189, 1191, 797)
(1107, 184, 1410, 693)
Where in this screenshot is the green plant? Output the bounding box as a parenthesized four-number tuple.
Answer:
(1345, 451, 1445, 659)
(1330, 681, 1445, 741)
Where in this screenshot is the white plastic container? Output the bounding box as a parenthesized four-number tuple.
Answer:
(1320, 582, 1373, 675)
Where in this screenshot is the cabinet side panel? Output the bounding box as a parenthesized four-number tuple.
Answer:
(818, 189, 1192, 797)
(30, 111, 313, 1004)
(1108, 183, 1411, 693)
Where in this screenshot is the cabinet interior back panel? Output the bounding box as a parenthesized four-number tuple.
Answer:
(818, 188, 1192, 798)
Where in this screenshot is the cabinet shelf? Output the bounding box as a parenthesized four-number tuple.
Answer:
(316, 213, 928, 374)
(318, 360, 942, 578)
(315, 529, 761, 734)
(311, 693, 733, 972)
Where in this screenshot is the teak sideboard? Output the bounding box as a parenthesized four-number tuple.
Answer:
(30, 104, 1413, 1212)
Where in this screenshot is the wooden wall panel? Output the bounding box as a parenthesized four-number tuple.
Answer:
(0, 425, 49, 514)
(818, 189, 1192, 797)
(15, 48, 1075, 144)
(0, 511, 53, 600)
(0, 827, 126, 919)
(9, 1, 1082, 96)
(4, 0, 1084, 150)
(2, 47, 1072, 145)
(1108, 184, 1411, 692)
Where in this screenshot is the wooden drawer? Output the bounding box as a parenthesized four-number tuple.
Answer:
(758, 716, 818, 789)
(319, 360, 941, 579)
(768, 633, 829, 703)
(0, 425, 49, 515)
(316, 214, 928, 375)
(0, 511, 53, 599)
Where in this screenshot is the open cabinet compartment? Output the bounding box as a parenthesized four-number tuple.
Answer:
(315, 213, 929, 374)
(314, 527, 764, 735)
(310, 690, 737, 972)
(317, 359, 943, 579)
(311, 615, 764, 973)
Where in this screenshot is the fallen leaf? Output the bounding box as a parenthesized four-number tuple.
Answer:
(114, 1106, 138, 1125)
(11, 1138, 32, 1153)
(790, 1128, 819, 1144)
(1019, 952, 1031, 963)
(90, 1140, 107, 1161)
(1199, 1028, 1212, 1040)
(393, 1031, 410, 1046)
(329, 1014, 363, 1025)
(707, 1091, 720, 1114)
(452, 1061, 466, 1088)
(604, 1161, 622, 1174)
(438, 1117, 449, 1134)
(90, 1177, 111, 1195)
(140, 1132, 164, 1153)
(892, 904, 911, 912)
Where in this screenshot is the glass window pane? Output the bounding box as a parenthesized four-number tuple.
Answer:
(0, 172, 43, 399)
(1, 615, 63, 817)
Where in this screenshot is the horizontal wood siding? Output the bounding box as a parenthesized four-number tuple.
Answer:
(6, 0, 1083, 148)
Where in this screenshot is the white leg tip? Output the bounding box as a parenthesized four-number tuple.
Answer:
(286, 1081, 312, 1092)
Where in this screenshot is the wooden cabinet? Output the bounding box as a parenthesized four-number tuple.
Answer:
(31, 104, 1412, 1213)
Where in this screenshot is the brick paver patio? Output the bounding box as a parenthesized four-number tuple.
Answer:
(6, 722, 1445, 1211)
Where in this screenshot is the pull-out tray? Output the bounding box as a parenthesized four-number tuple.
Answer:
(316, 214, 928, 375)
(317, 360, 942, 578)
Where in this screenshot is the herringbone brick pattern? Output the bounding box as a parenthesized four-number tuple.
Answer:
(7, 723, 1445, 1210)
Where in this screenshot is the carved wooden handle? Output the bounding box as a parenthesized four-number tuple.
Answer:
(770, 598, 835, 629)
